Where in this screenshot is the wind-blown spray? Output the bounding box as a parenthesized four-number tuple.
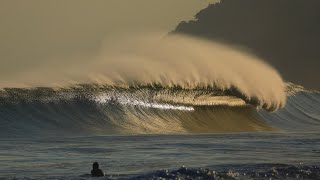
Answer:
(1, 34, 286, 111)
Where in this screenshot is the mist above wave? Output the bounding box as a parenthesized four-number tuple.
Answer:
(1, 34, 286, 111)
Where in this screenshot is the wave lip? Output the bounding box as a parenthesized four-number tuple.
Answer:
(1, 83, 282, 111)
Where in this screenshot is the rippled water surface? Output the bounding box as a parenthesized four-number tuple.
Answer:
(0, 132, 319, 178)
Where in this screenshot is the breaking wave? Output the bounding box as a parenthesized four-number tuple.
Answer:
(1, 34, 318, 137)
(1, 34, 286, 110)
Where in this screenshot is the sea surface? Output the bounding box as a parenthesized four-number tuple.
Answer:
(0, 132, 320, 179)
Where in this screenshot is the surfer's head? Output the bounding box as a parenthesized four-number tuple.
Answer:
(92, 162, 99, 170)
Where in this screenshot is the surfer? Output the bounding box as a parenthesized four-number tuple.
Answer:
(91, 162, 104, 177)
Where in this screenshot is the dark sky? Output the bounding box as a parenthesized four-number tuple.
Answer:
(173, 0, 320, 90)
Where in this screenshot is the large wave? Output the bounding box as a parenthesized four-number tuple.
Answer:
(3, 34, 318, 137)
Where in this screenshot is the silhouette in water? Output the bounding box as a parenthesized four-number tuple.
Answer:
(91, 162, 104, 177)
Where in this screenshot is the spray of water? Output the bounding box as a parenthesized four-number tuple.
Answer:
(1, 33, 286, 110)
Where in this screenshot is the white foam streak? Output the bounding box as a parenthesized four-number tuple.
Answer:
(94, 94, 194, 111)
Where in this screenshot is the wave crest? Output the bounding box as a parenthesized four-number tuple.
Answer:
(1, 34, 286, 111)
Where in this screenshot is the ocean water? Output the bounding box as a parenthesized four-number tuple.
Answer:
(0, 83, 319, 179)
(0, 132, 319, 179)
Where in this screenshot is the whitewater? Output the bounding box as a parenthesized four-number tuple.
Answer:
(0, 34, 319, 179)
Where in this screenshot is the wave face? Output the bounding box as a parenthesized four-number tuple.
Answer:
(0, 84, 319, 137)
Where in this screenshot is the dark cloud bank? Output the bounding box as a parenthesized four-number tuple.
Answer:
(173, 0, 320, 90)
